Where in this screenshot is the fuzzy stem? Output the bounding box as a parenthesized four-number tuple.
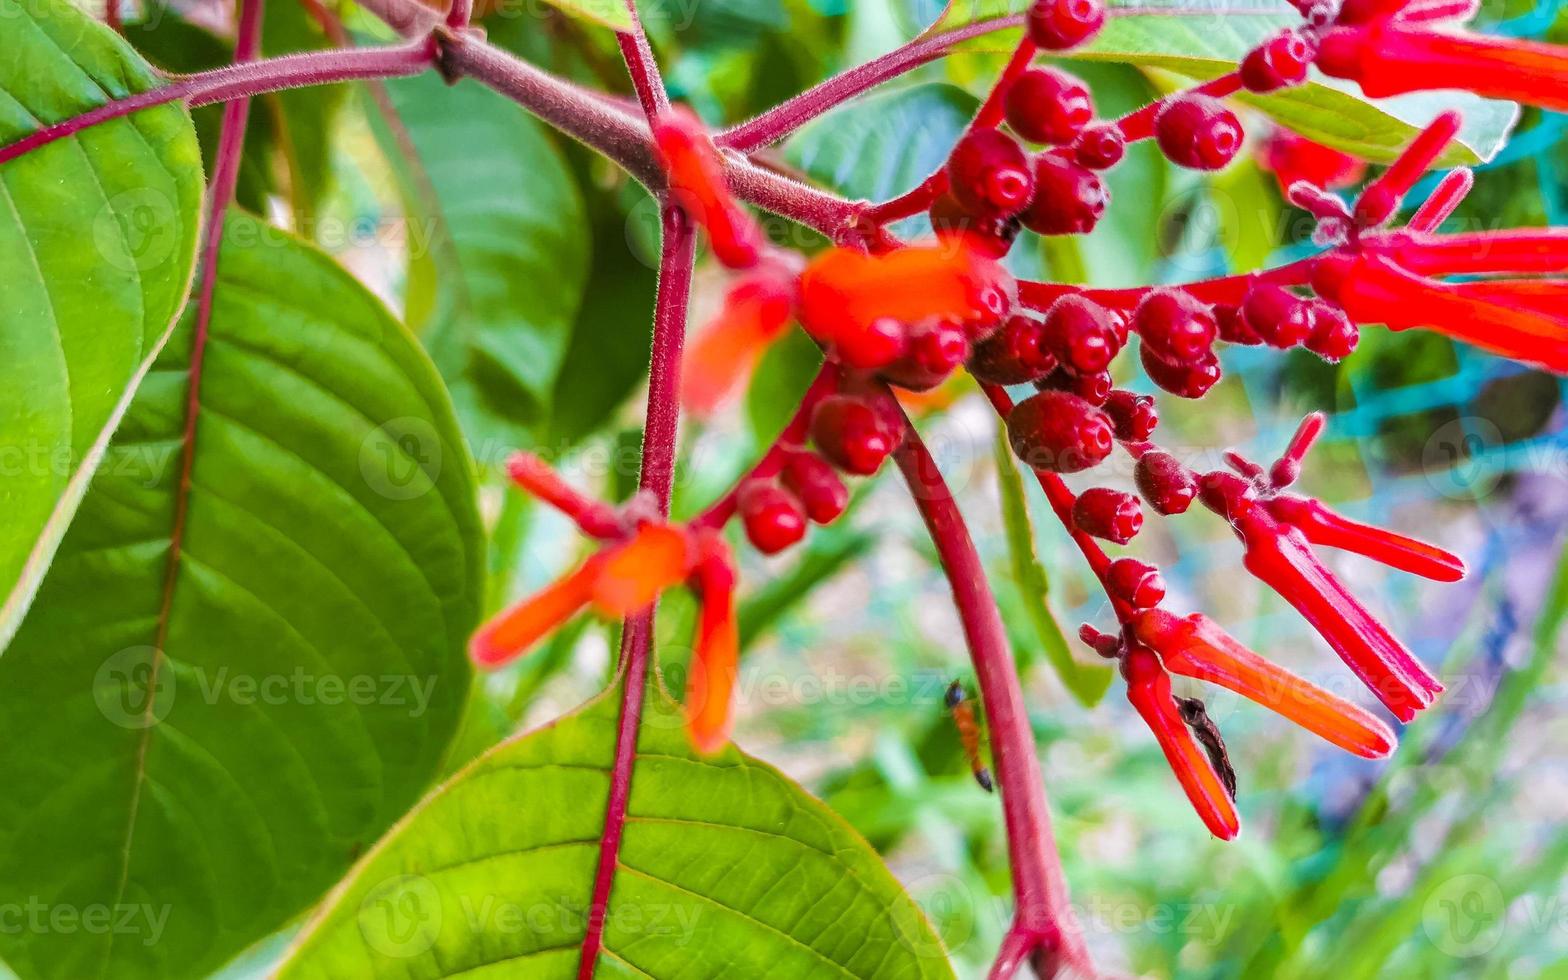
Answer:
(576, 205, 696, 980)
(615, 0, 670, 122)
(0, 40, 436, 166)
(893, 425, 1093, 979)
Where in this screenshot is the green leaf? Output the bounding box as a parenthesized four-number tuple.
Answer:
(787, 83, 979, 203)
(376, 72, 591, 446)
(531, 0, 635, 30)
(992, 430, 1114, 706)
(0, 212, 484, 979)
(278, 682, 956, 979)
(926, 0, 1519, 164)
(0, 0, 204, 650)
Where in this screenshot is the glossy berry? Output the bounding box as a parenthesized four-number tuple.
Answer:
(1027, 0, 1106, 50)
(1141, 343, 1221, 399)
(738, 481, 807, 554)
(1073, 487, 1143, 544)
(1155, 94, 1243, 171)
(1135, 450, 1198, 514)
(969, 314, 1057, 384)
(1134, 289, 1217, 365)
(1107, 557, 1167, 607)
(1304, 301, 1359, 361)
(1021, 157, 1108, 236)
(1006, 389, 1115, 473)
(833, 317, 907, 369)
(1074, 124, 1126, 170)
(948, 129, 1035, 216)
(781, 452, 850, 525)
(1104, 389, 1159, 441)
(1042, 294, 1121, 374)
(1213, 303, 1262, 346)
(810, 394, 901, 475)
(1005, 68, 1094, 145)
(1240, 30, 1314, 93)
(883, 318, 971, 390)
(1241, 283, 1313, 348)
(1039, 366, 1112, 405)
(928, 192, 1020, 259)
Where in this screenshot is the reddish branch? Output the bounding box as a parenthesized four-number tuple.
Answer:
(894, 425, 1094, 979)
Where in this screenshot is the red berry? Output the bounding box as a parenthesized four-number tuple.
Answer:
(1074, 124, 1126, 169)
(1134, 289, 1217, 364)
(1104, 389, 1159, 441)
(1107, 557, 1167, 607)
(1241, 283, 1313, 348)
(969, 314, 1057, 384)
(1304, 301, 1359, 361)
(1155, 94, 1243, 171)
(1039, 366, 1112, 405)
(1073, 487, 1143, 544)
(1134, 450, 1197, 514)
(1041, 294, 1121, 374)
(833, 317, 907, 368)
(1140, 342, 1221, 398)
(1021, 157, 1108, 236)
(1005, 68, 1094, 146)
(781, 452, 850, 525)
(1027, 0, 1106, 50)
(929, 192, 1020, 259)
(738, 481, 807, 554)
(1240, 29, 1314, 93)
(883, 318, 971, 390)
(1213, 302, 1262, 345)
(948, 129, 1036, 216)
(810, 394, 901, 475)
(1006, 389, 1115, 473)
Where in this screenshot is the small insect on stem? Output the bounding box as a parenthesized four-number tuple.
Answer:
(1175, 696, 1237, 799)
(945, 680, 995, 793)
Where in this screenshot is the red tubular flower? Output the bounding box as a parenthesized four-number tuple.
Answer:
(1122, 646, 1241, 839)
(1314, 251, 1568, 372)
(505, 451, 624, 538)
(685, 533, 739, 753)
(1265, 493, 1465, 582)
(1220, 500, 1443, 722)
(1353, 111, 1458, 228)
(1131, 608, 1397, 758)
(681, 265, 798, 414)
(1258, 128, 1366, 196)
(1317, 23, 1568, 111)
(796, 239, 1016, 354)
(471, 524, 693, 668)
(652, 108, 763, 268)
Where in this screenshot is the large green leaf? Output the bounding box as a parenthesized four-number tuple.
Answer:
(278, 682, 956, 979)
(927, 0, 1519, 164)
(0, 212, 484, 979)
(0, 0, 203, 649)
(376, 72, 591, 449)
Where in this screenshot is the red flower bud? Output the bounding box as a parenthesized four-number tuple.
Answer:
(1135, 450, 1198, 514)
(928, 192, 1021, 259)
(948, 129, 1036, 216)
(969, 314, 1057, 384)
(1103, 389, 1159, 441)
(810, 393, 903, 476)
(1107, 558, 1166, 607)
(1074, 123, 1126, 169)
(1241, 29, 1314, 92)
(781, 452, 850, 525)
(1135, 289, 1218, 364)
(1073, 487, 1144, 543)
(1155, 94, 1243, 171)
(1028, 0, 1106, 50)
(738, 480, 808, 554)
(1022, 157, 1109, 235)
(1042, 294, 1122, 374)
(1140, 343, 1221, 399)
(1005, 68, 1094, 145)
(1006, 389, 1115, 473)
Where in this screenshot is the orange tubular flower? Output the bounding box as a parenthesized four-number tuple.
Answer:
(681, 264, 799, 415)
(471, 524, 693, 668)
(1265, 493, 1465, 582)
(1122, 646, 1241, 840)
(1317, 23, 1568, 112)
(652, 108, 763, 269)
(1131, 608, 1397, 759)
(796, 239, 1016, 358)
(685, 533, 739, 753)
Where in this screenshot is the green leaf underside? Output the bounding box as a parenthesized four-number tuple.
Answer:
(379, 72, 591, 447)
(536, 0, 635, 30)
(992, 431, 1114, 706)
(0, 212, 483, 979)
(928, 0, 1519, 165)
(0, 0, 203, 649)
(279, 682, 956, 979)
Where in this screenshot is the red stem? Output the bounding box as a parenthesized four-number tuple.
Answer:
(0, 40, 437, 166)
(445, 0, 472, 29)
(893, 424, 1093, 979)
(615, 0, 670, 122)
(105, 0, 121, 31)
(1114, 72, 1243, 142)
(576, 205, 696, 980)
